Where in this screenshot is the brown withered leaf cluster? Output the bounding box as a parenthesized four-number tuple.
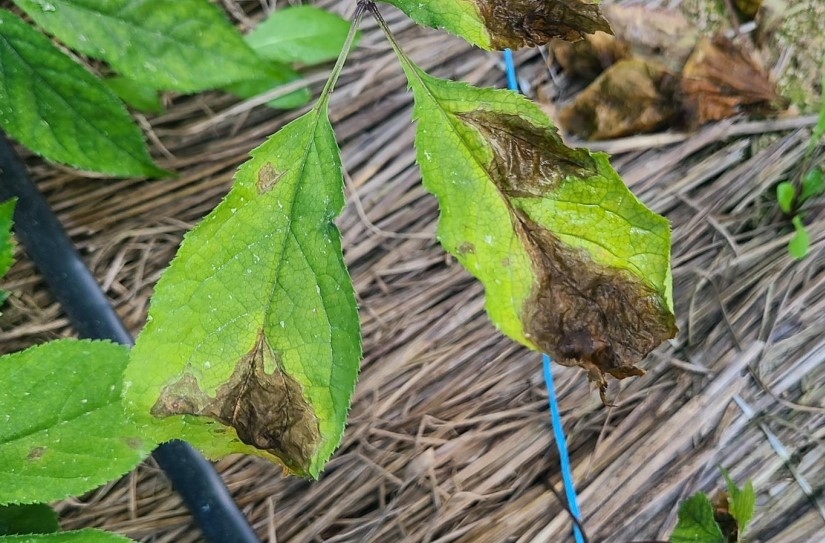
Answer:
(477, 0, 612, 49)
(553, 5, 787, 139)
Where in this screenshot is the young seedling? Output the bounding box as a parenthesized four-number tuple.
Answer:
(775, 52, 825, 259)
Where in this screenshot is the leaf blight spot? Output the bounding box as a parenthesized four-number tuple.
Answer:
(150, 330, 321, 474)
(257, 162, 285, 194)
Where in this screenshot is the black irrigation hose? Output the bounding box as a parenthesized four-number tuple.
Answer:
(0, 134, 261, 543)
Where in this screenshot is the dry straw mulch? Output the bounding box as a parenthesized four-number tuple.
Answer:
(1, 1, 824, 542)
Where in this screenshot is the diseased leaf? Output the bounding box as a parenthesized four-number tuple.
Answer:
(245, 5, 357, 66)
(722, 471, 756, 537)
(0, 529, 137, 543)
(789, 215, 810, 259)
(0, 10, 166, 177)
(381, 0, 611, 51)
(13, 0, 264, 92)
(558, 58, 681, 140)
(0, 340, 155, 505)
(0, 504, 59, 535)
(396, 56, 676, 399)
(776, 181, 796, 214)
(681, 35, 788, 127)
(670, 493, 726, 543)
(124, 105, 360, 477)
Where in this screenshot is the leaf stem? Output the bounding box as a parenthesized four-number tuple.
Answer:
(316, 2, 367, 110)
(365, 1, 413, 73)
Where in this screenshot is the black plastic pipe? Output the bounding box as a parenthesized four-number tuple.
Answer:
(0, 134, 261, 543)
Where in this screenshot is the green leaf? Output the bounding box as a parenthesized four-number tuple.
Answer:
(800, 168, 824, 202)
(223, 62, 310, 110)
(104, 76, 163, 114)
(0, 529, 137, 543)
(245, 5, 357, 66)
(812, 51, 825, 146)
(0, 10, 166, 177)
(721, 470, 755, 536)
(0, 340, 155, 505)
(776, 181, 796, 214)
(124, 105, 360, 478)
(670, 493, 726, 543)
(0, 199, 16, 307)
(380, 0, 611, 50)
(789, 215, 810, 259)
(0, 504, 59, 536)
(13, 0, 265, 93)
(394, 57, 675, 398)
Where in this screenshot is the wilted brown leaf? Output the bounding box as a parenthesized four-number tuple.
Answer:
(558, 58, 681, 140)
(551, 32, 630, 82)
(477, 0, 612, 49)
(602, 4, 699, 71)
(681, 35, 788, 127)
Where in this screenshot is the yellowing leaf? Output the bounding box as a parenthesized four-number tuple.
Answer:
(393, 53, 676, 399)
(381, 0, 611, 50)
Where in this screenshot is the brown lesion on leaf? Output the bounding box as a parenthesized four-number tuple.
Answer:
(27, 446, 45, 461)
(475, 0, 612, 50)
(151, 331, 321, 473)
(456, 108, 676, 402)
(257, 162, 284, 194)
(457, 111, 597, 198)
(458, 242, 476, 255)
(519, 216, 677, 402)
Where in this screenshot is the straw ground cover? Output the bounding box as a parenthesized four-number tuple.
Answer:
(1, 0, 823, 541)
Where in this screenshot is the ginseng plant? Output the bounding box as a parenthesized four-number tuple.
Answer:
(0, 1, 676, 541)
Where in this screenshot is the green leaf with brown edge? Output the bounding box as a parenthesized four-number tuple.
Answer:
(380, 0, 611, 51)
(392, 50, 675, 400)
(670, 493, 726, 543)
(124, 103, 360, 478)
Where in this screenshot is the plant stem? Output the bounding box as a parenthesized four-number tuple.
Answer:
(366, 1, 412, 72)
(316, 2, 367, 110)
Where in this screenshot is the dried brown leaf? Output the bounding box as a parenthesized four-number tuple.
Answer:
(551, 32, 630, 82)
(477, 0, 612, 49)
(681, 35, 788, 127)
(602, 4, 699, 71)
(558, 58, 681, 140)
